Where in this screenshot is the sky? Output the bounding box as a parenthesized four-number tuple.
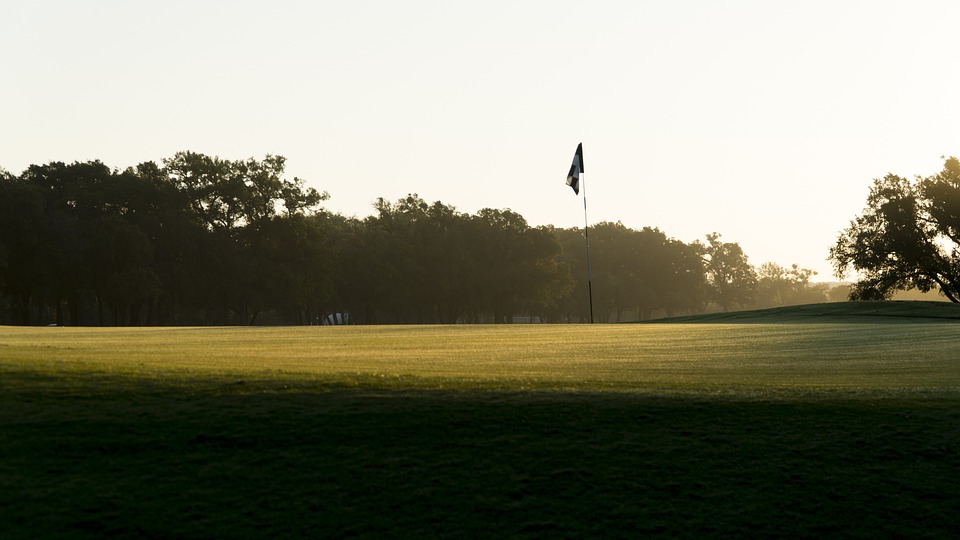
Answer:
(3, 0, 959, 280)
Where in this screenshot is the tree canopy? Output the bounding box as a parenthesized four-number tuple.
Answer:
(0, 152, 826, 325)
(830, 157, 960, 302)
(702, 233, 758, 312)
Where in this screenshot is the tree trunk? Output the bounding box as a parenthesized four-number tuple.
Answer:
(69, 295, 80, 326)
(130, 300, 142, 326)
(18, 292, 31, 325)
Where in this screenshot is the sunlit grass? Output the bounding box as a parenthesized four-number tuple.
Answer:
(2, 323, 958, 395)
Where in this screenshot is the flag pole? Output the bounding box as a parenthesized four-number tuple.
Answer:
(582, 170, 595, 324)
(580, 173, 593, 324)
(566, 142, 594, 323)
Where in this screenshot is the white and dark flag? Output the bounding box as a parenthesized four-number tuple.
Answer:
(566, 143, 583, 194)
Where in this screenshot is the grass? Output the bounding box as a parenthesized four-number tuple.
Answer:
(2, 303, 960, 538)
(3, 319, 959, 393)
(644, 300, 960, 324)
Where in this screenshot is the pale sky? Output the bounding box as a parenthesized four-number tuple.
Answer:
(4, 1, 959, 280)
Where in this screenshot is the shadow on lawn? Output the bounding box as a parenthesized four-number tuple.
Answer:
(2, 374, 959, 539)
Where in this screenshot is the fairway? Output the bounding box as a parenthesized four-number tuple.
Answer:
(3, 320, 960, 538)
(2, 323, 959, 394)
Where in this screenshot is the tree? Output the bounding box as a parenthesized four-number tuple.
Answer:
(418, 201, 472, 323)
(523, 225, 574, 321)
(756, 263, 826, 308)
(161, 152, 328, 323)
(554, 227, 593, 322)
(656, 237, 708, 317)
(554, 224, 706, 321)
(125, 161, 209, 325)
(87, 215, 159, 325)
(0, 173, 45, 324)
(702, 233, 757, 311)
(242, 213, 333, 324)
(20, 160, 122, 325)
(162, 151, 326, 231)
(830, 157, 960, 302)
(335, 197, 421, 323)
(469, 208, 570, 323)
(588, 222, 634, 322)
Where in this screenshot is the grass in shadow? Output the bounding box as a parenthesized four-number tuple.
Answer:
(2, 372, 958, 539)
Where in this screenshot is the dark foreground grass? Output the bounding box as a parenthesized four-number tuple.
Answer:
(2, 373, 958, 539)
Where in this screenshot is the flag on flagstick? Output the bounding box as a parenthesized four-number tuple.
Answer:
(564, 141, 594, 322)
(566, 143, 584, 194)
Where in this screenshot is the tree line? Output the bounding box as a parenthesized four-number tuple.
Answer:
(0, 152, 833, 326)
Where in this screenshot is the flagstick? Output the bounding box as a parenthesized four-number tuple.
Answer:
(582, 171, 595, 324)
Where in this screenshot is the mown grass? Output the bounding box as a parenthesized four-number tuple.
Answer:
(3, 322, 959, 393)
(645, 300, 960, 324)
(2, 315, 959, 538)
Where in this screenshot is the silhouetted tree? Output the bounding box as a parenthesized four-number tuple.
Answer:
(465, 208, 569, 323)
(161, 152, 328, 324)
(555, 223, 707, 321)
(588, 222, 633, 322)
(162, 151, 325, 231)
(655, 236, 708, 317)
(20, 160, 124, 325)
(830, 157, 960, 302)
(702, 233, 757, 311)
(2, 153, 783, 325)
(554, 227, 593, 322)
(0, 173, 45, 324)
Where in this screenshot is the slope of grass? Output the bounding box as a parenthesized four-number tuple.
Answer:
(2, 318, 959, 538)
(643, 300, 960, 324)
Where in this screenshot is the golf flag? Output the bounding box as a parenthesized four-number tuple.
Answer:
(566, 143, 583, 194)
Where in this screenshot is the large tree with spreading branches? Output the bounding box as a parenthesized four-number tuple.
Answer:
(830, 157, 960, 302)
